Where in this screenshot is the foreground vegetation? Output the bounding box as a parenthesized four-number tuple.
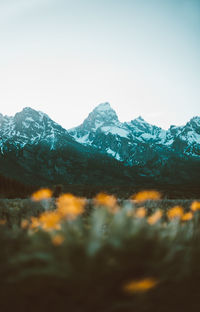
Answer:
(0, 190, 200, 312)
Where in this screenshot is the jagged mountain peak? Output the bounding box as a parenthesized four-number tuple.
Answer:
(125, 115, 158, 134)
(134, 115, 145, 121)
(69, 105, 199, 164)
(14, 106, 48, 121)
(81, 102, 119, 130)
(16, 106, 39, 116)
(91, 102, 118, 120)
(0, 105, 200, 191)
(21, 106, 36, 113)
(0, 107, 72, 152)
(130, 115, 149, 125)
(186, 116, 200, 129)
(189, 116, 200, 122)
(95, 102, 112, 111)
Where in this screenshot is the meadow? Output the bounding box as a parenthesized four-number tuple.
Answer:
(0, 189, 200, 312)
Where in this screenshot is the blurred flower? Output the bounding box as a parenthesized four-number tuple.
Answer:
(132, 190, 161, 202)
(167, 206, 184, 220)
(30, 217, 41, 229)
(95, 193, 118, 213)
(31, 188, 52, 201)
(39, 211, 61, 230)
(21, 219, 29, 229)
(57, 193, 85, 219)
(191, 201, 200, 212)
(135, 207, 146, 218)
(181, 212, 193, 221)
(123, 278, 158, 294)
(147, 210, 162, 225)
(52, 234, 65, 246)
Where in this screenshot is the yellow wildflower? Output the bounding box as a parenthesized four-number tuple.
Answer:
(132, 190, 161, 202)
(95, 193, 118, 213)
(181, 212, 193, 221)
(52, 234, 65, 246)
(39, 211, 61, 230)
(191, 201, 200, 212)
(123, 278, 158, 294)
(57, 193, 85, 219)
(147, 210, 162, 225)
(135, 207, 146, 218)
(30, 217, 41, 229)
(31, 188, 52, 201)
(167, 206, 184, 220)
(21, 219, 29, 229)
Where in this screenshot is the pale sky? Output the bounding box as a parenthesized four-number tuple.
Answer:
(0, 0, 199, 129)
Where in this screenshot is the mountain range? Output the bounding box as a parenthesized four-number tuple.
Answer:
(0, 103, 199, 197)
(69, 102, 200, 164)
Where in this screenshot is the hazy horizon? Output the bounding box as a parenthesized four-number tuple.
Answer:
(0, 0, 199, 130)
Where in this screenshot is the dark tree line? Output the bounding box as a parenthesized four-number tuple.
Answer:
(0, 173, 35, 198)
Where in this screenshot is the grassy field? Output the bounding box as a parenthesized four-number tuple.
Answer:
(0, 190, 200, 312)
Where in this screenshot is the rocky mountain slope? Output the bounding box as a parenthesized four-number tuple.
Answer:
(0, 107, 74, 152)
(0, 104, 199, 197)
(69, 102, 200, 165)
(0, 107, 142, 192)
(68, 102, 200, 193)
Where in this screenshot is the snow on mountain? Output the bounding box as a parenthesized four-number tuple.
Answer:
(101, 126, 129, 138)
(0, 104, 199, 167)
(0, 104, 199, 191)
(77, 102, 119, 130)
(0, 107, 71, 153)
(69, 103, 200, 164)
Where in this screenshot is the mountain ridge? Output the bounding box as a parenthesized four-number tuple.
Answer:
(0, 105, 144, 192)
(69, 102, 200, 164)
(0, 103, 199, 197)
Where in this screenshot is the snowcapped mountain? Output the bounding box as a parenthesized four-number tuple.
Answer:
(69, 103, 130, 161)
(1, 103, 199, 166)
(0, 107, 73, 153)
(69, 102, 200, 165)
(0, 104, 199, 196)
(0, 106, 139, 189)
(168, 117, 200, 156)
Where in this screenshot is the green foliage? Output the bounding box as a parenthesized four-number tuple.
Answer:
(0, 200, 200, 311)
